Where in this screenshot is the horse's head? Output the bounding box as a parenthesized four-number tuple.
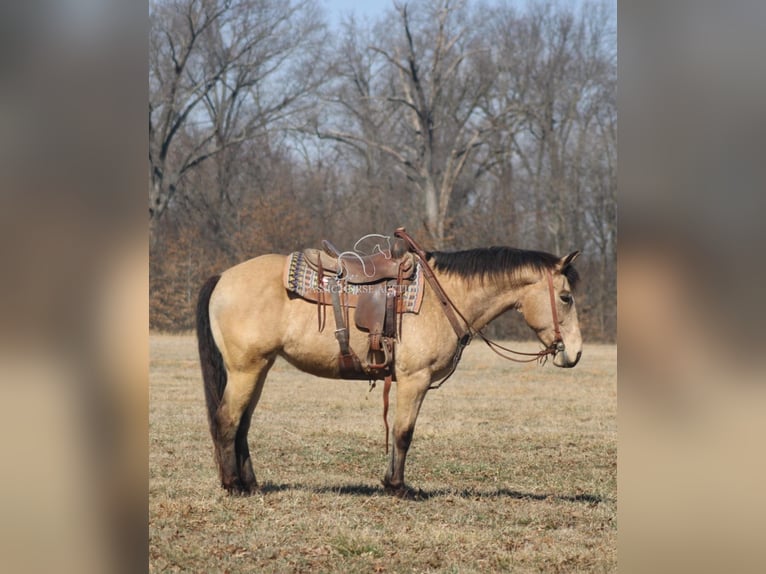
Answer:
(517, 251, 582, 368)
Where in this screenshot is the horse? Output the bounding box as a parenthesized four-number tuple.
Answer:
(196, 235, 582, 497)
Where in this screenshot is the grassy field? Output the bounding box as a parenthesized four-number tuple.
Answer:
(150, 333, 616, 573)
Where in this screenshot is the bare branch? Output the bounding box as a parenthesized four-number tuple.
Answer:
(317, 129, 419, 175)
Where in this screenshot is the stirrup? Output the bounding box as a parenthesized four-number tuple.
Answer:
(367, 338, 392, 370)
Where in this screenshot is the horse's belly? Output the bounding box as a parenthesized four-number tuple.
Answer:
(278, 344, 340, 379)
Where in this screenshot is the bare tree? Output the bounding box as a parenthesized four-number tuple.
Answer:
(319, 0, 494, 247)
(493, 1, 614, 254)
(479, 0, 616, 334)
(149, 0, 328, 240)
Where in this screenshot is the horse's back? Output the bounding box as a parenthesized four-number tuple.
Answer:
(209, 253, 289, 369)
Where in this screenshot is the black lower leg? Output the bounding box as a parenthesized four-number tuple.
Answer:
(235, 428, 256, 492)
(383, 427, 414, 491)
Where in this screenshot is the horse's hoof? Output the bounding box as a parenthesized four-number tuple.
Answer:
(395, 487, 421, 500)
(240, 477, 260, 495)
(223, 479, 257, 496)
(382, 481, 421, 500)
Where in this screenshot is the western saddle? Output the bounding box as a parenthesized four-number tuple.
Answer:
(318, 237, 413, 283)
(301, 233, 417, 382)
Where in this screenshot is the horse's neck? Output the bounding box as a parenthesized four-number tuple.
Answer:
(438, 270, 532, 332)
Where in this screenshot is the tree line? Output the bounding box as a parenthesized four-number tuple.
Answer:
(150, 0, 616, 341)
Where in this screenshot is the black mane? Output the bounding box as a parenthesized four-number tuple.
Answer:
(426, 246, 580, 290)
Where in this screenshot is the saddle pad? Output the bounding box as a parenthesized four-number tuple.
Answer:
(283, 251, 424, 313)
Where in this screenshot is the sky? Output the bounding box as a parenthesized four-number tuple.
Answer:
(322, 0, 600, 28)
(323, 0, 394, 26)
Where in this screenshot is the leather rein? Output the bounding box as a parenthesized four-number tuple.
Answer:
(394, 229, 563, 388)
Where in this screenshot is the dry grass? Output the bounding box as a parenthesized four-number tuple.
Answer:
(150, 334, 616, 573)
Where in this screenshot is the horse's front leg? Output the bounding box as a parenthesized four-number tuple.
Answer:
(383, 371, 430, 497)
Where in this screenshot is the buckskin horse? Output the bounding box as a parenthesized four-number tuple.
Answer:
(196, 228, 582, 497)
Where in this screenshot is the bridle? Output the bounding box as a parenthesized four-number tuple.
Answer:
(394, 229, 565, 389)
(475, 268, 564, 364)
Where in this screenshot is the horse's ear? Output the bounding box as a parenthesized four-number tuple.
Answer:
(558, 251, 581, 269)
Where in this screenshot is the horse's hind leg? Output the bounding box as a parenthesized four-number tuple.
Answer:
(215, 359, 273, 494)
(234, 360, 273, 491)
(235, 398, 258, 491)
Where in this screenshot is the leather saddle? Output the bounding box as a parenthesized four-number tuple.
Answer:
(303, 236, 415, 284)
(300, 234, 417, 381)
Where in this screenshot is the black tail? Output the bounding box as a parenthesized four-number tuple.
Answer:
(196, 275, 225, 437)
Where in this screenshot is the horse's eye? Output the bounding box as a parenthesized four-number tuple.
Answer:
(560, 292, 573, 305)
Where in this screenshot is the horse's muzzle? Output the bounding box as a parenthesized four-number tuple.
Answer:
(553, 347, 581, 368)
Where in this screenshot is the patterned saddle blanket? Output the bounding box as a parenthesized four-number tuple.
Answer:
(283, 250, 424, 313)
